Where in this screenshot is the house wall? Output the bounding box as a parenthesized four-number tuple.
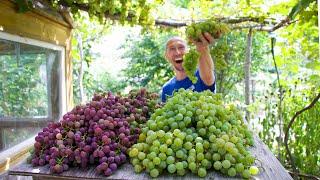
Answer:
(0, 0, 74, 110)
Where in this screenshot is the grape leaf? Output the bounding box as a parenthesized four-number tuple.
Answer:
(15, 0, 32, 13)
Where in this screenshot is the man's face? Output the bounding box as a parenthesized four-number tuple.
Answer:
(165, 39, 187, 72)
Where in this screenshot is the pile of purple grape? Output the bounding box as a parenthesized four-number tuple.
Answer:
(29, 89, 160, 176)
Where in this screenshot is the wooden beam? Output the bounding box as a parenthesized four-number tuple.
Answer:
(0, 1, 71, 47)
(0, 137, 34, 174)
(244, 28, 253, 120)
(0, 128, 3, 151)
(0, 118, 53, 128)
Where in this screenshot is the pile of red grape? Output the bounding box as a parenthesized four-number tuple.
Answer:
(29, 89, 160, 176)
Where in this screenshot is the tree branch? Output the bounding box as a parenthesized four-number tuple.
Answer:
(284, 92, 320, 174)
(288, 170, 320, 180)
(270, 18, 298, 32)
(155, 18, 295, 32)
(155, 16, 279, 26)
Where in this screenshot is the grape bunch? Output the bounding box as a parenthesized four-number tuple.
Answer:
(128, 89, 259, 178)
(182, 49, 200, 84)
(186, 19, 230, 41)
(29, 88, 160, 176)
(211, 40, 229, 70)
(183, 19, 230, 82)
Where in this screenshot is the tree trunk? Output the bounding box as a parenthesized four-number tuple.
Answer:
(15, 43, 20, 66)
(244, 28, 253, 120)
(77, 33, 85, 104)
(251, 79, 255, 103)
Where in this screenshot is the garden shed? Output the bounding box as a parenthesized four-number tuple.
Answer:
(0, 0, 73, 173)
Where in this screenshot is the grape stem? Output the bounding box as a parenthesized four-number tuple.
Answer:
(254, 158, 265, 173)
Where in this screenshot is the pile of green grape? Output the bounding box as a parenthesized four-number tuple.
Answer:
(186, 19, 230, 42)
(128, 89, 260, 178)
(182, 49, 200, 84)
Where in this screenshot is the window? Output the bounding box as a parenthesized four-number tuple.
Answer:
(0, 32, 66, 153)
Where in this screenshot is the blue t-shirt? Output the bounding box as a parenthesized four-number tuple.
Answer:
(161, 69, 216, 102)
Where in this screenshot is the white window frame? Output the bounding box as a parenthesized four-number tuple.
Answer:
(0, 31, 68, 165)
(0, 31, 67, 120)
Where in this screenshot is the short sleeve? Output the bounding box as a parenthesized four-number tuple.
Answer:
(195, 70, 216, 93)
(161, 86, 167, 102)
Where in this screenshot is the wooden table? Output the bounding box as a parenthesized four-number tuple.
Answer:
(9, 135, 293, 180)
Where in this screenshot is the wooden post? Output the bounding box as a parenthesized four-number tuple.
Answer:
(244, 28, 253, 120)
(77, 33, 86, 104)
(0, 128, 3, 150)
(251, 79, 255, 103)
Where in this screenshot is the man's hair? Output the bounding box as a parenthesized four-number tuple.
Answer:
(165, 36, 187, 50)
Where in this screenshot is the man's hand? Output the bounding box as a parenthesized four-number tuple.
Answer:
(189, 32, 218, 86)
(190, 32, 216, 53)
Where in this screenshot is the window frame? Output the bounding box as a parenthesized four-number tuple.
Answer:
(0, 31, 67, 150)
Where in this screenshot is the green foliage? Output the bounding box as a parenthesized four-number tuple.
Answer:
(0, 51, 49, 117)
(288, 0, 316, 20)
(72, 13, 111, 65)
(211, 31, 269, 97)
(15, 0, 33, 12)
(120, 31, 176, 92)
(171, 0, 191, 8)
(186, 0, 269, 19)
(73, 69, 125, 105)
(256, 0, 320, 176)
(21, 0, 157, 27)
(276, 0, 318, 61)
(71, 14, 126, 104)
(258, 78, 320, 176)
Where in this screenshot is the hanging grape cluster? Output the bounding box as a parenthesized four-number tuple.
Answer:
(29, 89, 160, 176)
(182, 49, 200, 84)
(186, 19, 230, 42)
(210, 40, 229, 71)
(182, 19, 230, 82)
(129, 89, 259, 178)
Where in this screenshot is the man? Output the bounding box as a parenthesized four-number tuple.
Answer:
(161, 32, 216, 102)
